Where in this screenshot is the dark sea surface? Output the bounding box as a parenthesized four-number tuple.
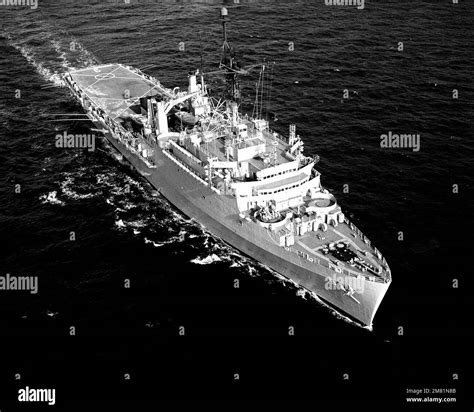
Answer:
(0, 0, 473, 406)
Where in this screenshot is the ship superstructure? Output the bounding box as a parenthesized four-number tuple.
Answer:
(62, 8, 391, 327)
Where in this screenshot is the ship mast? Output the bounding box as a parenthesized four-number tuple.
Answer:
(219, 7, 241, 102)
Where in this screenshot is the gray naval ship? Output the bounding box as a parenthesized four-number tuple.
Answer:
(63, 8, 391, 327)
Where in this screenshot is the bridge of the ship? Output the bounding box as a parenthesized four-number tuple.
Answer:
(201, 135, 290, 167)
(68, 64, 163, 120)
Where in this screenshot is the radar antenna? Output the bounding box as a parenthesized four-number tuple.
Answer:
(220, 7, 241, 102)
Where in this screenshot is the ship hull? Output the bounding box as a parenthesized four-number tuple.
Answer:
(96, 123, 390, 327)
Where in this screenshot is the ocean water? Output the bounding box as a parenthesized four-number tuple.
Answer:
(0, 0, 473, 405)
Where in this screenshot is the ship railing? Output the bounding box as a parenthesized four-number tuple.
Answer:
(326, 258, 385, 283)
(300, 156, 315, 167)
(310, 169, 320, 179)
(344, 220, 388, 274)
(348, 222, 370, 246)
